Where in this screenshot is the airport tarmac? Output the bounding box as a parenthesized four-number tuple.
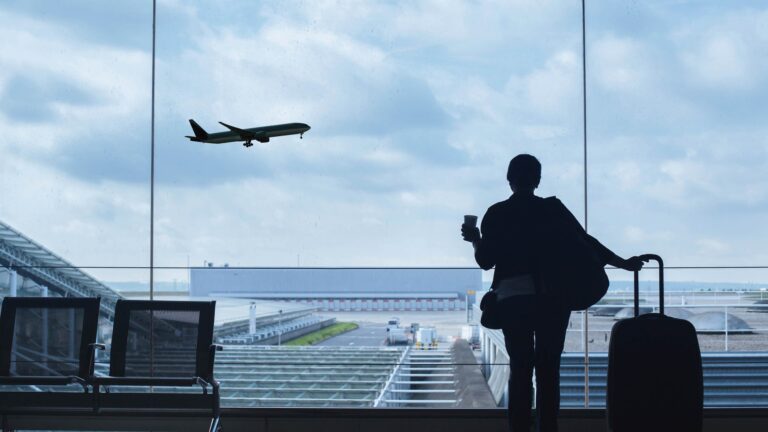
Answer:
(317, 323, 388, 347)
(328, 310, 469, 343)
(563, 308, 768, 353)
(318, 305, 768, 353)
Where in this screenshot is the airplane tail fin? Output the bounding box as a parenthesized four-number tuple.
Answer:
(188, 119, 209, 140)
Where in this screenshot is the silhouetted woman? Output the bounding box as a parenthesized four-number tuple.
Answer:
(462, 154, 642, 432)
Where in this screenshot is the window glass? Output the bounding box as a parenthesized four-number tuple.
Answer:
(585, 0, 768, 267)
(155, 0, 584, 408)
(584, 268, 768, 408)
(154, 1, 584, 268)
(0, 1, 151, 392)
(585, 0, 768, 408)
(5, 0, 764, 413)
(0, 1, 151, 281)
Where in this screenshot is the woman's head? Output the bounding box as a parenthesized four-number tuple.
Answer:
(506, 154, 541, 193)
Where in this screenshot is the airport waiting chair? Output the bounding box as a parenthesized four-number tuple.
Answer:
(91, 300, 222, 432)
(0, 297, 101, 427)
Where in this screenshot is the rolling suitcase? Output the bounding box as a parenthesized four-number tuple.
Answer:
(606, 254, 703, 432)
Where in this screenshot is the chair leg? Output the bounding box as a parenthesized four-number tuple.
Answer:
(209, 416, 221, 432)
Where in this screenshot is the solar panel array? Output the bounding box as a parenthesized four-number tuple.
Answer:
(91, 345, 408, 407)
(214, 346, 406, 407)
(0, 221, 121, 317)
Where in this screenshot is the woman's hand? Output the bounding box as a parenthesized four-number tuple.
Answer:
(461, 224, 481, 243)
(620, 256, 645, 272)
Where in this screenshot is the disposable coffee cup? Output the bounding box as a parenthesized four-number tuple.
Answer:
(464, 215, 478, 228)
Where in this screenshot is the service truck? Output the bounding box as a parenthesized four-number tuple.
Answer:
(461, 324, 480, 349)
(386, 326, 409, 345)
(410, 322, 420, 334)
(415, 327, 438, 349)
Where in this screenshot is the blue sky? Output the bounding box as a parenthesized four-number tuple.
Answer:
(0, 1, 766, 284)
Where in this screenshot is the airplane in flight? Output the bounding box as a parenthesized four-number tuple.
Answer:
(186, 119, 311, 147)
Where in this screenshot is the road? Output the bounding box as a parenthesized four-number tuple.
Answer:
(317, 323, 388, 347)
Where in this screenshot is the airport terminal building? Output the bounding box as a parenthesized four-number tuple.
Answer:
(190, 267, 481, 311)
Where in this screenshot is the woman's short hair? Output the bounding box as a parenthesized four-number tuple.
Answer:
(506, 154, 541, 190)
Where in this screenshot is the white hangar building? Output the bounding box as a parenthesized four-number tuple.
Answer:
(190, 267, 482, 312)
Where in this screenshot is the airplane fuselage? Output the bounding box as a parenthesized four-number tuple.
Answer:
(188, 122, 311, 144)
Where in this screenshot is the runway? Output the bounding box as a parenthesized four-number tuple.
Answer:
(317, 323, 388, 346)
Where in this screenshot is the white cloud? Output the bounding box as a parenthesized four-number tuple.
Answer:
(677, 8, 768, 91)
(521, 125, 568, 140)
(160, 17, 450, 143)
(683, 35, 752, 89)
(0, 153, 150, 280)
(0, 9, 150, 159)
(622, 226, 672, 244)
(373, 0, 576, 53)
(521, 51, 580, 117)
(591, 36, 652, 93)
(2, 1, 768, 283)
(696, 238, 731, 255)
(427, 48, 582, 164)
(645, 144, 768, 209)
(609, 161, 642, 191)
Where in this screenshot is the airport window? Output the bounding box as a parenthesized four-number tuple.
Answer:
(1, 0, 767, 414)
(581, 1, 768, 408)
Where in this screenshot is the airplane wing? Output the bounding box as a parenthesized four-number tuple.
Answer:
(219, 122, 268, 143)
(219, 121, 258, 138)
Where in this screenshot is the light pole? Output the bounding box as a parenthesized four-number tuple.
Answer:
(466, 290, 475, 323)
(249, 302, 257, 335)
(278, 309, 283, 346)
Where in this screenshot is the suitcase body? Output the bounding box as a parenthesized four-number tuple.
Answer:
(606, 254, 703, 432)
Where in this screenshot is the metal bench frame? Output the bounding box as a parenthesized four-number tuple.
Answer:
(0, 297, 101, 430)
(90, 300, 222, 432)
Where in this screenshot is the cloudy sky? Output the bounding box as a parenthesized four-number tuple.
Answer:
(0, 0, 767, 285)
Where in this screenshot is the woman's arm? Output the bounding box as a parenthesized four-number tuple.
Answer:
(589, 234, 643, 271)
(462, 209, 497, 270)
(553, 198, 644, 272)
(607, 254, 645, 272)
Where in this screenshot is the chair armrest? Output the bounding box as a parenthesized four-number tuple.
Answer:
(69, 375, 88, 387)
(200, 344, 223, 395)
(209, 344, 223, 362)
(87, 343, 106, 379)
(195, 376, 212, 393)
(207, 344, 223, 376)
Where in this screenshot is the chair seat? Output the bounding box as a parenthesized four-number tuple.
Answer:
(91, 376, 208, 388)
(94, 391, 217, 412)
(0, 391, 94, 412)
(0, 375, 86, 387)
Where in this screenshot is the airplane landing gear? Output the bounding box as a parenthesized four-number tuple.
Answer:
(300, 133, 304, 139)
(243, 141, 253, 148)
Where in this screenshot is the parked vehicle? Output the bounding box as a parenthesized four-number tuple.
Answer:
(386, 326, 409, 345)
(461, 324, 480, 349)
(415, 327, 438, 349)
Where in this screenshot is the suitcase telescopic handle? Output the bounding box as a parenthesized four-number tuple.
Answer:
(633, 254, 664, 317)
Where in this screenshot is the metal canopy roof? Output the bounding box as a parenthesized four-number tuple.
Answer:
(213, 292, 461, 299)
(84, 346, 410, 408)
(0, 220, 121, 316)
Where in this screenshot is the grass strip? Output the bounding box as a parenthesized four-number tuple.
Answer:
(284, 322, 359, 346)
